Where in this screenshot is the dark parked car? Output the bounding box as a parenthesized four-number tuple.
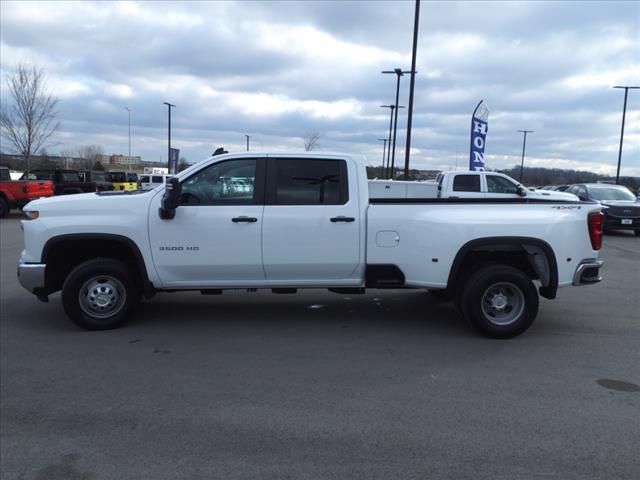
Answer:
(79, 170, 114, 191)
(22, 169, 97, 195)
(567, 183, 640, 236)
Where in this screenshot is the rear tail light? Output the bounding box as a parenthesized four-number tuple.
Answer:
(588, 211, 603, 250)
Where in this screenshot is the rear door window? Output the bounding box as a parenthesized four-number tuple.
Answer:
(152, 176, 163, 183)
(269, 159, 348, 205)
(452, 175, 481, 192)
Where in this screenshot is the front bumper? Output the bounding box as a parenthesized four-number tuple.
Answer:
(603, 215, 640, 231)
(572, 259, 603, 286)
(17, 260, 46, 294)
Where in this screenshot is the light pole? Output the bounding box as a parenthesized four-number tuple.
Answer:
(125, 107, 131, 172)
(377, 138, 388, 176)
(382, 68, 412, 178)
(517, 130, 534, 184)
(163, 102, 176, 172)
(245, 134, 250, 152)
(404, 0, 421, 180)
(380, 105, 394, 179)
(380, 104, 405, 178)
(613, 86, 639, 184)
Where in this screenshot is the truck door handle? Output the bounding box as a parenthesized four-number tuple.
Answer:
(330, 216, 355, 223)
(231, 216, 258, 223)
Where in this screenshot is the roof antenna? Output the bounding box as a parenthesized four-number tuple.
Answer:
(212, 147, 228, 156)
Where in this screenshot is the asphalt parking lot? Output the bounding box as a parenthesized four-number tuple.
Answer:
(1, 211, 639, 480)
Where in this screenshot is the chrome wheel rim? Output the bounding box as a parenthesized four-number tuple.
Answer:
(481, 282, 525, 326)
(78, 276, 126, 319)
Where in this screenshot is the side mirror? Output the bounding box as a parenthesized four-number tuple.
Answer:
(516, 185, 527, 197)
(159, 177, 181, 220)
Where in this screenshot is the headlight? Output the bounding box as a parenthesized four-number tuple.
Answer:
(23, 210, 39, 220)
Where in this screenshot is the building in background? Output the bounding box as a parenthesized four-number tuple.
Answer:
(98, 154, 142, 166)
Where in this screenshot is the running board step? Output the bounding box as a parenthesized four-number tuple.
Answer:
(200, 289, 222, 295)
(328, 288, 365, 295)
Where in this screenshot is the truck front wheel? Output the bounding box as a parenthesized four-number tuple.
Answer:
(62, 258, 141, 330)
(460, 265, 539, 339)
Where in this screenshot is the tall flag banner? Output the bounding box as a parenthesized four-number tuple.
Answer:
(469, 100, 490, 171)
(169, 148, 180, 174)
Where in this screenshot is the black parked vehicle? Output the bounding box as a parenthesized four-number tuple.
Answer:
(567, 183, 640, 236)
(79, 170, 114, 191)
(22, 169, 97, 195)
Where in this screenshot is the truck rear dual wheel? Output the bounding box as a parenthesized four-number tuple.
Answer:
(460, 265, 539, 339)
(62, 258, 140, 330)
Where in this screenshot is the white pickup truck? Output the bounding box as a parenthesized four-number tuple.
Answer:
(368, 171, 578, 200)
(18, 152, 604, 338)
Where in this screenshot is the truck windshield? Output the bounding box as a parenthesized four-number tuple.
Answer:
(590, 187, 636, 201)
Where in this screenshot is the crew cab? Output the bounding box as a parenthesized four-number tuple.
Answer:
(369, 171, 577, 201)
(18, 153, 604, 338)
(0, 166, 55, 217)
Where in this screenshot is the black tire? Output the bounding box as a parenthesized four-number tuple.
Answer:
(62, 258, 141, 330)
(0, 196, 8, 218)
(459, 265, 539, 339)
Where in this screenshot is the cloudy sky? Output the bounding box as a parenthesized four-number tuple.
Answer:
(1, 0, 639, 175)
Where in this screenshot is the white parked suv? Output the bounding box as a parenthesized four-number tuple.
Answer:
(18, 152, 603, 338)
(139, 174, 170, 191)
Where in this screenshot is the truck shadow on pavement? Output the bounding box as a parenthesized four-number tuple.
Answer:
(128, 289, 473, 338)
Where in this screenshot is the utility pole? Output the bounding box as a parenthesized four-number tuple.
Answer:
(404, 0, 421, 180)
(382, 68, 412, 178)
(245, 134, 250, 152)
(163, 102, 175, 172)
(517, 130, 534, 184)
(377, 138, 388, 176)
(125, 107, 131, 172)
(613, 86, 639, 184)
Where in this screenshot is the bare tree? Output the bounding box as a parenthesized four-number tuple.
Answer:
(0, 63, 60, 172)
(178, 156, 190, 172)
(302, 132, 322, 151)
(77, 145, 104, 166)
